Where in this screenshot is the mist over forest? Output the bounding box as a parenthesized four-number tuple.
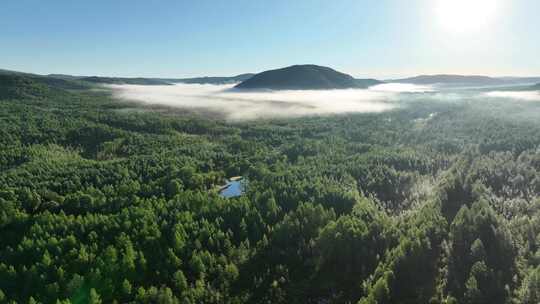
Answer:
(110, 82, 540, 120)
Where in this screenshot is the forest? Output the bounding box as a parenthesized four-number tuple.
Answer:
(0, 73, 540, 304)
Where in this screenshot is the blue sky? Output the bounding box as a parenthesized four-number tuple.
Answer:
(1, 0, 539, 78)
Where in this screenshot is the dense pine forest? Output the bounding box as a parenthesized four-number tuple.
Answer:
(1, 73, 540, 304)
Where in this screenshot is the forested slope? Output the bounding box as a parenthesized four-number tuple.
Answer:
(0, 75, 539, 303)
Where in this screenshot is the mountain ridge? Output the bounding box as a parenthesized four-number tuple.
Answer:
(390, 74, 540, 87)
(165, 73, 255, 85)
(81, 76, 171, 86)
(4, 67, 540, 89)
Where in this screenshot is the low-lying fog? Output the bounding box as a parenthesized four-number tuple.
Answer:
(485, 90, 540, 101)
(111, 83, 415, 120)
(110, 83, 540, 120)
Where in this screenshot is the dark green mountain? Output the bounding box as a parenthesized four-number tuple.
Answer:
(235, 65, 382, 90)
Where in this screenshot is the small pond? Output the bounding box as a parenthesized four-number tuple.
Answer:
(219, 177, 245, 198)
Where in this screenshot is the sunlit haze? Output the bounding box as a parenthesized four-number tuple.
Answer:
(0, 0, 538, 78)
(434, 0, 501, 33)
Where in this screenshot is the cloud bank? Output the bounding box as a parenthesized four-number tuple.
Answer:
(112, 82, 540, 121)
(485, 90, 540, 101)
(111, 83, 409, 120)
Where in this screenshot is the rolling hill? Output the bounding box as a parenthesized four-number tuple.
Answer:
(51, 74, 255, 85)
(235, 65, 382, 90)
(167, 73, 255, 84)
(390, 74, 508, 86)
(0, 69, 166, 88)
(80, 76, 171, 86)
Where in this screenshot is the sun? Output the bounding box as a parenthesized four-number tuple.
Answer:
(434, 0, 500, 33)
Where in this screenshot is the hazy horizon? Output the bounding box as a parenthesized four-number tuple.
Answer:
(3, 65, 540, 81)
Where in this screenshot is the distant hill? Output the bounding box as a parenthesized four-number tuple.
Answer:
(167, 73, 255, 85)
(235, 65, 382, 90)
(0, 68, 29, 76)
(81, 76, 171, 86)
(34, 76, 89, 90)
(48, 73, 256, 85)
(47, 74, 83, 80)
(532, 83, 540, 90)
(391, 74, 540, 87)
(390, 75, 509, 86)
(47, 74, 255, 86)
(354, 78, 383, 88)
(79, 75, 256, 86)
(4, 69, 256, 86)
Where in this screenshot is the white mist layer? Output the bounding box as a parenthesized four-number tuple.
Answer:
(485, 91, 540, 101)
(111, 83, 408, 120)
(370, 83, 434, 93)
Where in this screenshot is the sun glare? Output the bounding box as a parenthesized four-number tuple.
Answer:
(435, 0, 500, 33)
